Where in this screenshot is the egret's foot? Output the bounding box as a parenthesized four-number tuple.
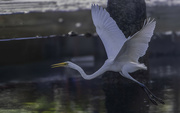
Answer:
(158, 98, 165, 104)
(141, 84, 165, 105)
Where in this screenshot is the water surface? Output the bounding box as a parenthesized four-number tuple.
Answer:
(0, 57, 179, 113)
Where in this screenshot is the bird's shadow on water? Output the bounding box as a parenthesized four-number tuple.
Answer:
(101, 71, 154, 113)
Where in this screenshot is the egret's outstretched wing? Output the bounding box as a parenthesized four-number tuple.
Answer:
(91, 4, 126, 59)
(115, 18, 156, 62)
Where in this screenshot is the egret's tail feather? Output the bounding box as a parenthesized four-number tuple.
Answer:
(140, 63, 147, 70)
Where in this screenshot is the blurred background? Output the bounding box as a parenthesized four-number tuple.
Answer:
(0, 0, 180, 113)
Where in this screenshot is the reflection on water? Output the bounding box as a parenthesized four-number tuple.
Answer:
(0, 57, 180, 112)
(149, 57, 180, 113)
(0, 79, 105, 113)
(0, 77, 106, 112)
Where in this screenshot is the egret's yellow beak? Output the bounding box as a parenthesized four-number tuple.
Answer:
(51, 62, 68, 68)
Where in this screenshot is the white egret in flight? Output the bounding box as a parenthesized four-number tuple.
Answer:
(52, 4, 164, 105)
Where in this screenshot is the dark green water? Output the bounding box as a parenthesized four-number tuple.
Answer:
(0, 57, 179, 113)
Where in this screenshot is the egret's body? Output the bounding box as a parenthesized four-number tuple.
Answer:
(52, 5, 164, 105)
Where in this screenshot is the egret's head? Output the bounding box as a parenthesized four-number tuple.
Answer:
(51, 61, 70, 68)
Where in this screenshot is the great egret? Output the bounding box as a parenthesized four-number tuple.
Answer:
(52, 4, 164, 105)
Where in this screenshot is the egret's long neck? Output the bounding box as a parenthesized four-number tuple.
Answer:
(69, 62, 108, 80)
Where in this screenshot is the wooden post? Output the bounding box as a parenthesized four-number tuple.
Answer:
(107, 0, 146, 37)
(102, 0, 149, 112)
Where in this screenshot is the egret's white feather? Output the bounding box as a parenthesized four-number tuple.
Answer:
(115, 19, 156, 62)
(91, 4, 126, 59)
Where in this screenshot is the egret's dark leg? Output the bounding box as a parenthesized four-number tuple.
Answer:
(139, 83, 165, 105)
(120, 72, 164, 105)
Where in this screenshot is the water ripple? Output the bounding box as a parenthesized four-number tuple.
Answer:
(0, 0, 180, 14)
